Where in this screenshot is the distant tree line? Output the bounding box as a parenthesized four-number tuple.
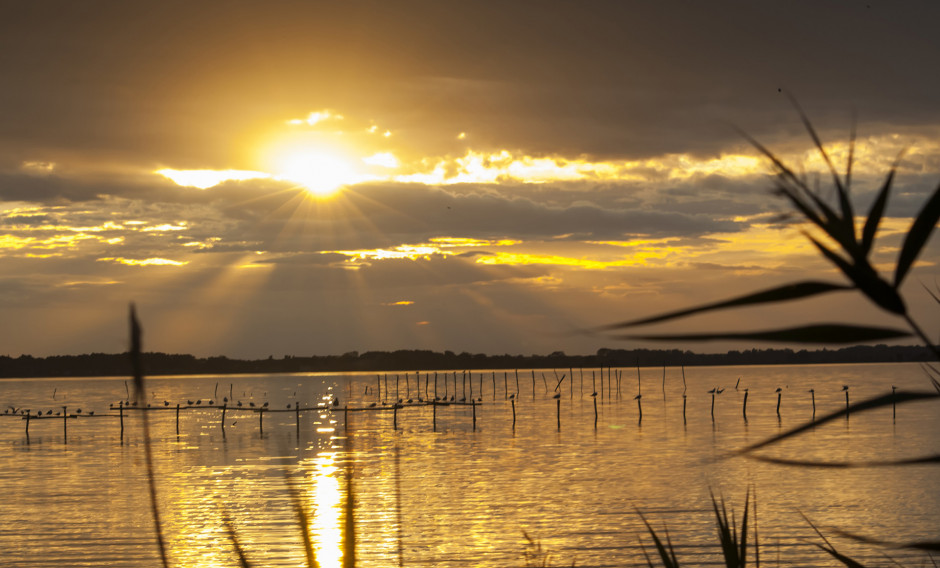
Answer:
(0, 344, 935, 379)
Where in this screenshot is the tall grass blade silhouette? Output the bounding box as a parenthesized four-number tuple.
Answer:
(617, 323, 910, 344)
(636, 510, 680, 568)
(599, 281, 851, 330)
(828, 528, 940, 553)
(710, 489, 750, 568)
(342, 436, 356, 568)
(221, 508, 253, 568)
(129, 304, 170, 568)
(738, 390, 940, 456)
(801, 513, 869, 568)
(284, 472, 319, 568)
(895, 180, 940, 287)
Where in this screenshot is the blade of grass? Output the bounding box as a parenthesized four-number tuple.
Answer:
(283, 472, 319, 568)
(221, 508, 253, 568)
(750, 453, 940, 468)
(636, 509, 680, 568)
(895, 180, 940, 286)
(129, 305, 170, 568)
(861, 153, 904, 256)
(739, 390, 940, 454)
(617, 323, 911, 344)
(801, 513, 870, 568)
(828, 529, 940, 552)
(597, 281, 851, 330)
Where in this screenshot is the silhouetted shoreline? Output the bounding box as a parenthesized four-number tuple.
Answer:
(0, 344, 935, 379)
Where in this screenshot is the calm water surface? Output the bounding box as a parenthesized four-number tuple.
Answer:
(1, 363, 938, 567)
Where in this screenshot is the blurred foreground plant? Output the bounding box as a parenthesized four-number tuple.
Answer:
(603, 101, 940, 564)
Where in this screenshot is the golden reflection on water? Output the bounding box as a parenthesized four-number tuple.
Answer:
(309, 451, 343, 568)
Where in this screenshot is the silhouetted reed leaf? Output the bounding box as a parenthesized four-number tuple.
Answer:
(750, 453, 940, 468)
(636, 510, 680, 568)
(860, 159, 900, 256)
(802, 514, 870, 568)
(221, 509, 253, 568)
(739, 390, 940, 454)
(895, 180, 940, 286)
(829, 529, 940, 553)
(598, 281, 851, 330)
(618, 323, 911, 344)
(128, 305, 169, 568)
(283, 474, 319, 568)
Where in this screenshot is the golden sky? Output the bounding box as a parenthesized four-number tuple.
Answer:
(1, 1, 939, 357)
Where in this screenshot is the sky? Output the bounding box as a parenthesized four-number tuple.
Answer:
(2, 1, 940, 359)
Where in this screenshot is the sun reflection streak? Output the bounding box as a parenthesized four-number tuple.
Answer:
(309, 452, 343, 568)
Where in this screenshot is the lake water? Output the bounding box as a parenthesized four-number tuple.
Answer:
(1, 363, 937, 567)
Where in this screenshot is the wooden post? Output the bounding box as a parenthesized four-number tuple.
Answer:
(556, 398, 561, 431)
(295, 403, 300, 433)
(120, 401, 125, 441)
(393, 405, 398, 430)
(776, 391, 782, 418)
(259, 408, 264, 436)
(62, 406, 68, 442)
(25, 411, 30, 438)
(432, 401, 437, 432)
(344, 405, 349, 431)
(377, 375, 381, 402)
(593, 396, 598, 429)
(635, 395, 642, 421)
(221, 403, 227, 431)
(503, 372, 508, 399)
(743, 389, 749, 420)
(384, 374, 389, 403)
(711, 393, 716, 421)
(396, 374, 400, 402)
(809, 389, 816, 420)
(511, 398, 516, 430)
(531, 370, 535, 399)
(175, 403, 180, 436)
(682, 395, 687, 424)
(514, 369, 519, 397)
(472, 399, 476, 431)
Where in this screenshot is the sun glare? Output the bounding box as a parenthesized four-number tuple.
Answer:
(273, 149, 365, 196)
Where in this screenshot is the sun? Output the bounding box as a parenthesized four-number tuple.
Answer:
(271, 147, 365, 196)
(275, 149, 360, 196)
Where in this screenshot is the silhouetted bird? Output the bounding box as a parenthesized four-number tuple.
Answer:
(775, 387, 782, 393)
(188, 400, 194, 405)
(369, 402, 376, 408)
(634, 394, 642, 400)
(196, 400, 202, 405)
(164, 401, 170, 406)
(208, 400, 213, 405)
(332, 398, 339, 407)
(223, 397, 228, 403)
(249, 402, 255, 407)
(509, 394, 516, 400)
(842, 385, 849, 391)
(716, 388, 724, 394)
(88, 411, 94, 416)
(707, 388, 717, 394)
(237, 401, 243, 407)
(287, 403, 292, 409)
(262, 402, 269, 408)
(552, 393, 560, 399)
